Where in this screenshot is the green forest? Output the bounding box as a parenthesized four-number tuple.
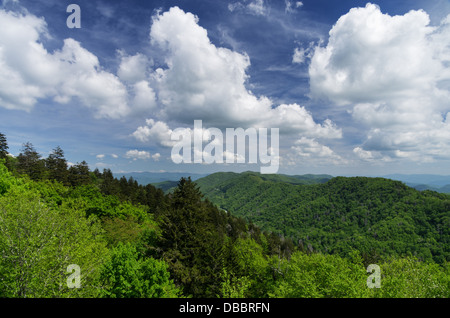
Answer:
(196, 171, 450, 265)
(0, 133, 448, 298)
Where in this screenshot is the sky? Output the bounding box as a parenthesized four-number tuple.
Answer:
(1, 0, 450, 176)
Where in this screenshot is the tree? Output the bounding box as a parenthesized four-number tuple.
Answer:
(68, 161, 91, 187)
(0, 132, 8, 159)
(99, 169, 120, 196)
(16, 142, 45, 181)
(99, 243, 180, 298)
(158, 177, 225, 297)
(269, 251, 369, 298)
(372, 257, 450, 298)
(45, 146, 69, 185)
(0, 183, 109, 297)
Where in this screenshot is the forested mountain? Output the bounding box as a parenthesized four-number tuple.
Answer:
(195, 171, 450, 265)
(196, 171, 332, 188)
(0, 133, 448, 298)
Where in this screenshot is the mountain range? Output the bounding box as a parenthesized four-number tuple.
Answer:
(116, 170, 450, 194)
(380, 174, 450, 193)
(192, 171, 450, 264)
(114, 171, 208, 185)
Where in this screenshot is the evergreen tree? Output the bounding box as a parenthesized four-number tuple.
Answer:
(68, 161, 91, 187)
(159, 177, 225, 297)
(100, 169, 120, 196)
(45, 146, 69, 185)
(16, 142, 45, 181)
(0, 132, 8, 159)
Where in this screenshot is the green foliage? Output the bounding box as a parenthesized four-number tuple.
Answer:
(101, 216, 159, 249)
(0, 181, 108, 297)
(68, 184, 148, 221)
(197, 173, 450, 264)
(45, 146, 69, 185)
(270, 251, 369, 298)
(219, 266, 251, 298)
(158, 177, 227, 297)
(229, 237, 278, 297)
(68, 161, 91, 187)
(99, 243, 179, 298)
(16, 142, 46, 181)
(0, 159, 22, 195)
(372, 258, 450, 298)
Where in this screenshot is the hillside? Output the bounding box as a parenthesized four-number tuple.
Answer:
(195, 172, 450, 264)
(195, 171, 332, 204)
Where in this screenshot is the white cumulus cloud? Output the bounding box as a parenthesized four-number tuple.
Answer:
(147, 6, 341, 140)
(0, 9, 131, 119)
(125, 149, 152, 160)
(309, 3, 450, 162)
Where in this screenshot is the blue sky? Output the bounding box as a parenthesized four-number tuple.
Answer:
(1, 0, 450, 176)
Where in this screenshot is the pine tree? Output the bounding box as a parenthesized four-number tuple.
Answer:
(100, 169, 120, 196)
(16, 142, 45, 181)
(159, 177, 225, 297)
(45, 146, 69, 185)
(0, 132, 8, 159)
(68, 161, 91, 187)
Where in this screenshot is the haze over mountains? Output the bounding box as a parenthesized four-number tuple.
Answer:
(115, 171, 450, 194)
(115, 171, 208, 184)
(380, 174, 450, 193)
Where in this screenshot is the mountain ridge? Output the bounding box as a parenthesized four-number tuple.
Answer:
(192, 172, 450, 264)
(116, 170, 450, 194)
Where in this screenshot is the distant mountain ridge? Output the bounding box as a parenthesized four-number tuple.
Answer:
(114, 171, 208, 185)
(382, 174, 450, 186)
(116, 170, 450, 194)
(190, 172, 450, 264)
(151, 171, 333, 193)
(381, 174, 450, 193)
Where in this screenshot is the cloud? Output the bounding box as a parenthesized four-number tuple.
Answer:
(285, 1, 303, 14)
(292, 42, 315, 64)
(288, 137, 346, 165)
(228, 0, 268, 16)
(125, 149, 151, 160)
(117, 52, 150, 83)
(353, 147, 373, 160)
(247, 0, 267, 16)
(0, 9, 57, 111)
(0, 5, 345, 170)
(130, 80, 158, 115)
(309, 3, 443, 105)
(96, 154, 105, 159)
(125, 149, 161, 161)
(0, 9, 131, 119)
(55, 39, 130, 119)
(309, 3, 450, 162)
(132, 119, 175, 147)
(292, 48, 306, 64)
(147, 6, 340, 140)
(152, 153, 161, 161)
(117, 51, 158, 116)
